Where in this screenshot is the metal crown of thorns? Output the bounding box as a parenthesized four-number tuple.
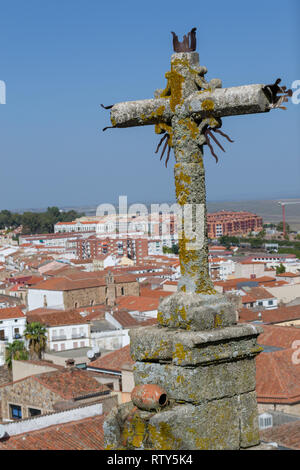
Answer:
(101, 29, 292, 167)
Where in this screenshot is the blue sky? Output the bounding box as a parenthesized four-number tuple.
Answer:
(0, 0, 299, 210)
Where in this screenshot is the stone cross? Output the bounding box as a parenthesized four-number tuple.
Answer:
(103, 29, 291, 451)
(103, 28, 291, 297)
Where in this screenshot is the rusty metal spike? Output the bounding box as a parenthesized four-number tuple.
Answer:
(214, 128, 234, 143)
(206, 129, 226, 153)
(101, 104, 113, 110)
(205, 131, 219, 163)
(165, 146, 171, 168)
(155, 134, 168, 154)
(160, 139, 169, 160)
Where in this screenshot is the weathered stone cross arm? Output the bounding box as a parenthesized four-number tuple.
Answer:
(109, 83, 280, 129)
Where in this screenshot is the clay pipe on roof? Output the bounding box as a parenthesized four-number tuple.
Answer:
(131, 384, 168, 411)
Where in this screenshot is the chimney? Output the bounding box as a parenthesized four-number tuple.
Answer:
(65, 358, 75, 368)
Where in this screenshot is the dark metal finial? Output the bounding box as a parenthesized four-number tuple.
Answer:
(171, 27, 197, 52)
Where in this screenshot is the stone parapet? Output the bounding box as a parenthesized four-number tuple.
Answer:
(157, 292, 237, 330)
(133, 358, 256, 404)
(104, 390, 260, 450)
(130, 323, 263, 366)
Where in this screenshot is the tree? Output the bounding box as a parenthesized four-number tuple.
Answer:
(257, 229, 266, 239)
(277, 222, 290, 234)
(276, 263, 286, 275)
(5, 340, 28, 369)
(24, 322, 47, 360)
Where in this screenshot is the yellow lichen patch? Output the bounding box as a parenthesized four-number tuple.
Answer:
(176, 305, 187, 320)
(111, 116, 117, 127)
(152, 105, 165, 117)
(122, 413, 146, 448)
(157, 310, 163, 323)
(194, 436, 211, 450)
(160, 69, 184, 113)
(173, 343, 191, 365)
(209, 117, 219, 128)
(195, 278, 217, 296)
(155, 122, 173, 147)
(201, 99, 215, 111)
(191, 152, 204, 165)
(148, 422, 182, 450)
(174, 166, 191, 206)
(214, 313, 223, 328)
(176, 375, 185, 384)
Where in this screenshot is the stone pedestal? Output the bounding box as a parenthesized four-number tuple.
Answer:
(104, 292, 263, 450)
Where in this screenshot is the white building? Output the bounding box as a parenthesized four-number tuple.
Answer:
(90, 311, 131, 352)
(27, 311, 91, 352)
(0, 307, 27, 366)
(27, 287, 64, 311)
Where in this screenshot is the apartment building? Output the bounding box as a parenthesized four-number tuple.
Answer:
(207, 211, 263, 238)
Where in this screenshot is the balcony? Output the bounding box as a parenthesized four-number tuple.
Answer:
(71, 334, 86, 339)
(52, 335, 67, 341)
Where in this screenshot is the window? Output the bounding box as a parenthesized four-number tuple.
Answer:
(10, 404, 22, 420)
(28, 407, 41, 417)
(268, 300, 273, 305)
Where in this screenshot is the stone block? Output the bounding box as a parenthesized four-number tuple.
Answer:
(157, 291, 237, 330)
(147, 399, 241, 450)
(133, 358, 256, 404)
(104, 396, 259, 450)
(239, 391, 260, 448)
(130, 324, 263, 366)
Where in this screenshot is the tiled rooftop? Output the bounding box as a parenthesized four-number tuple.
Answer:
(27, 310, 89, 327)
(256, 348, 300, 404)
(89, 345, 134, 373)
(0, 306, 25, 320)
(238, 305, 300, 324)
(0, 414, 105, 450)
(260, 420, 300, 450)
(32, 368, 110, 400)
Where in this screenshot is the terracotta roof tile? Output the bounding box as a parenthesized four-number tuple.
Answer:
(116, 296, 160, 312)
(89, 345, 134, 372)
(32, 368, 109, 400)
(238, 305, 300, 324)
(243, 287, 275, 300)
(260, 421, 300, 450)
(256, 348, 300, 404)
(258, 324, 300, 349)
(27, 310, 89, 327)
(0, 306, 25, 320)
(0, 414, 105, 450)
